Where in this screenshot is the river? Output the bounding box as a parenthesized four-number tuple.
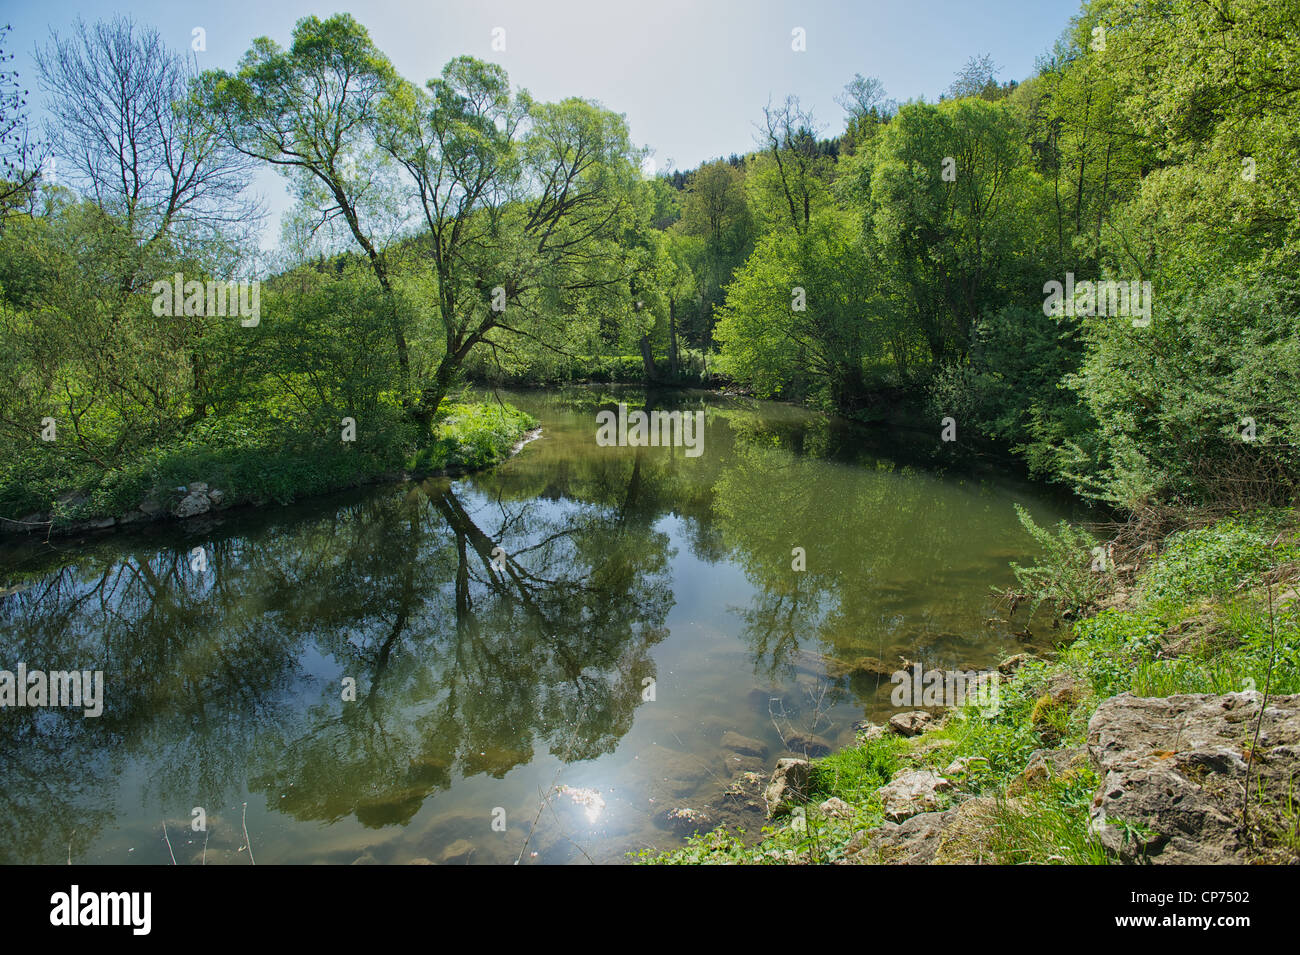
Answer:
(0, 387, 1075, 864)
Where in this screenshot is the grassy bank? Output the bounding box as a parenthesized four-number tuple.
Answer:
(645, 508, 1300, 864)
(1, 399, 537, 532)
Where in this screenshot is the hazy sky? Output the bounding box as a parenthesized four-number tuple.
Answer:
(5, 0, 1083, 242)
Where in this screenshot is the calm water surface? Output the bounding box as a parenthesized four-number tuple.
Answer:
(0, 389, 1075, 864)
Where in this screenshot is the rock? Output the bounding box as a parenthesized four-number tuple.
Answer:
(85, 516, 115, 529)
(826, 655, 897, 680)
(818, 796, 854, 821)
(876, 769, 952, 822)
(865, 796, 1016, 864)
(437, 839, 476, 864)
(720, 731, 768, 759)
(1086, 691, 1300, 864)
(866, 805, 962, 864)
(888, 711, 933, 737)
(1007, 746, 1088, 796)
(784, 731, 833, 758)
(764, 758, 812, 818)
(855, 722, 887, 743)
(1158, 614, 1227, 660)
(1046, 672, 1086, 707)
(720, 770, 768, 809)
(174, 491, 211, 518)
(188, 482, 209, 494)
(637, 744, 713, 801)
(655, 806, 713, 837)
(139, 499, 164, 516)
(720, 752, 766, 775)
(207, 488, 225, 507)
(997, 653, 1031, 676)
(941, 755, 989, 777)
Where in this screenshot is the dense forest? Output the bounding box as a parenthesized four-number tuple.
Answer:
(1, 0, 1296, 530)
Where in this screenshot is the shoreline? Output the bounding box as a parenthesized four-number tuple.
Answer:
(648, 509, 1300, 865)
(0, 420, 544, 543)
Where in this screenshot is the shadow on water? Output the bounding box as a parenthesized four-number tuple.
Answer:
(0, 387, 1078, 863)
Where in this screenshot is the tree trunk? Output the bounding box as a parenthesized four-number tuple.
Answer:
(668, 298, 680, 379)
(639, 334, 656, 383)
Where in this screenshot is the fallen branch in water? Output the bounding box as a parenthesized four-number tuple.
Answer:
(242, 802, 256, 865)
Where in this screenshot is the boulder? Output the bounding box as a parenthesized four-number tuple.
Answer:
(784, 731, 833, 758)
(855, 722, 887, 743)
(825, 655, 897, 680)
(863, 796, 1019, 864)
(997, 653, 1031, 676)
(865, 806, 963, 864)
(888, 710, 933, 737)
(764, 758, 812, 818)
(638, 743, 714, 801)
(720, 752, 766, 775)
(1086, 691, 1300, 864)
(876, 769, 952, 822)
(174, 491, 211, 518)
(720, 731, 768, 759)
(655, 806, 713, 837)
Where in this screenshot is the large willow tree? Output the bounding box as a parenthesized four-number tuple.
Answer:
(202, 14, 644, 427)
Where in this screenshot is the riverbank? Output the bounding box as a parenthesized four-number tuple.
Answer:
(0, 400, 538, 539)
(645, 508, 1300, 865)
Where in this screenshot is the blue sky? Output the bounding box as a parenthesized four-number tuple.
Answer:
(4, 0, 1084, 242)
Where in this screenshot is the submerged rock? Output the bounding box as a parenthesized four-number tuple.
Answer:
(721, 731, 768, 759)
(783, 731, 833, 758)
(656, 806, 713, 837)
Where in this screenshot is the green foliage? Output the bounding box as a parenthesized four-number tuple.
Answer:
(408, 401, 537, 473)
(1142, 517, 1295, 604)
(1007, 504, 1107, 616)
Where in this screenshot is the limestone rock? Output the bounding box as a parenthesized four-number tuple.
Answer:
(1086, 691, 1300, 864)
(818, 796, 854, 821)
(721, 730, 768, 759)
(877, 769, 952, 822)
(764, 758, 812, 818)
(888, 710, 933, 737)
(784, 731, 833, 758)
(174, 490, 211, 518)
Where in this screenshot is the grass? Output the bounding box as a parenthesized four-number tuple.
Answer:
(644, 507, 1300, 865)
